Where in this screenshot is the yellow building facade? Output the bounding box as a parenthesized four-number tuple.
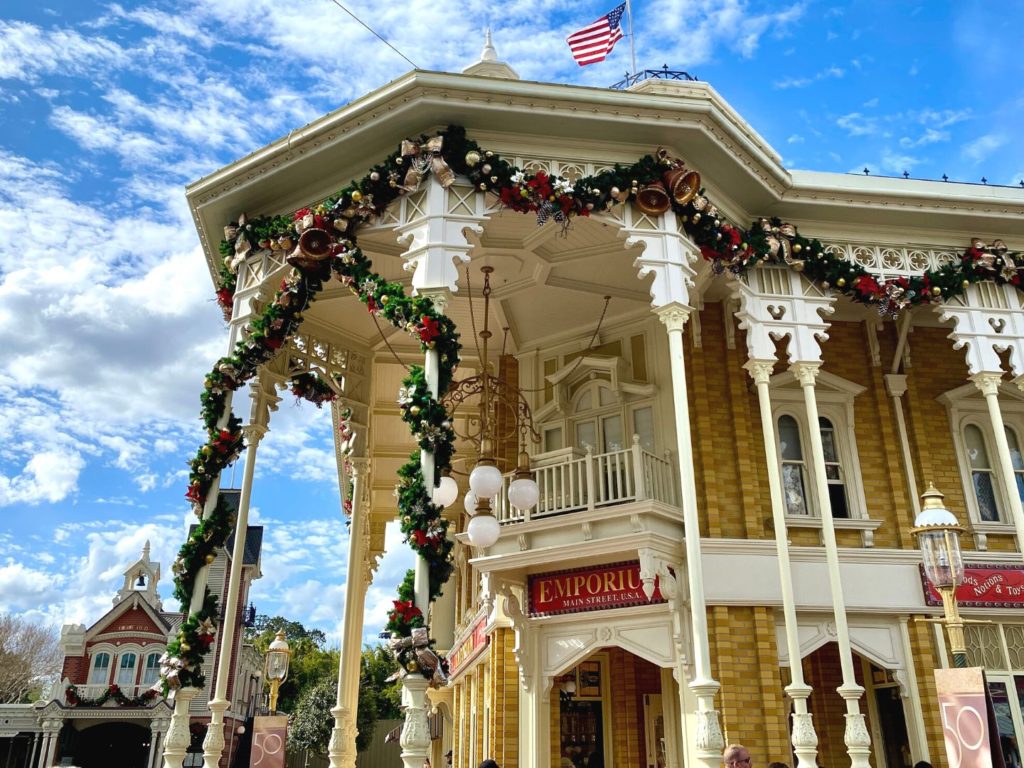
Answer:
(180, 42, 1024, 768)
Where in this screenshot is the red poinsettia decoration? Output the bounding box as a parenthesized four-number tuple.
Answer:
(417, 315, 440, 343)
(853, 274, 881, 299)
(186, 483, 204, 504)
(391, 600, 422, 622)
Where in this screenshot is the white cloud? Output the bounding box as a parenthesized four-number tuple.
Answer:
(774, 65, 843, 89)
(787, 134, 805, 144)
(836, 112, 878, 136)
(899, 128, 950, 149)
(0, 20, 127, 82)
(963, 133, 1007, 164)
(0, 450, 85, 506)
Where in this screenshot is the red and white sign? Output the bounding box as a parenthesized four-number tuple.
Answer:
(528, 561, 665, 617)
(448, 615, 488, 678)
(921, 564, 1024, 608)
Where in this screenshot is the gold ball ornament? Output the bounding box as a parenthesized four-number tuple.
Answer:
(380, 295, 389, 304)
(205, 554, 216, 564)
(837, 278, 846, 287)
(465, 150, 481, 167)
(180, 643, 190, 652)
(963, 280, 971, 288)
(410, 405, 421, 416)
(740, 242, 748, 250)
(390, 179, 398, 188)
(351, 190, 363, 203)
(933, 286, 942, 296)
(793, 243, 802, 253)
(692, 213, 701, 223)
(406, 660, 419, 673)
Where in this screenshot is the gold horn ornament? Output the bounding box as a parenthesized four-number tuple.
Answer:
(662, 167, 701, 206)
(634, 182, 671, 215)
(287, 228, 333, 271)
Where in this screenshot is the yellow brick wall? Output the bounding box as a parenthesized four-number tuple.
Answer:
(708, 605, 790, 761)
(691, 305, 991, 553)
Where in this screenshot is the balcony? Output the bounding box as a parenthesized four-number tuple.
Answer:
(476, 440, 683, 564)
(71, 683, 163, 704)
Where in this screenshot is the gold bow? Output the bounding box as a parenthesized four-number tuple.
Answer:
(759, 218, 799, 267)
(401, 136, 455, 190)
(389, 626, 448, 685)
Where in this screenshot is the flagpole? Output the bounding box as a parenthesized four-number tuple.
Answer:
(625, 0, 638, 78)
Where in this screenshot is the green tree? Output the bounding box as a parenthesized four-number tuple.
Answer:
(287, 645, 402, 755)
(245, 615, 333, 714)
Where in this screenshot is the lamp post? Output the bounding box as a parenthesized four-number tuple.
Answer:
(264, 630, 291, 713)
(911, 484, 968, 667)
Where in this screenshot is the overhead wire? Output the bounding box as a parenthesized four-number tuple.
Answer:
(324, 0, 420, 70)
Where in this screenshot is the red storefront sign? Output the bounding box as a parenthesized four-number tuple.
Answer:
(921, 564, 1024, 608)
(448, 615, 488, 677)
(528, 561, 665, 617)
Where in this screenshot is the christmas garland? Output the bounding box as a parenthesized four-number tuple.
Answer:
(186, 124, 1021, 686)
(65, 683, 160, 707)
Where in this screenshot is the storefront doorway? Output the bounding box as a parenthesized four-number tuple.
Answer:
(555, 649, 668, 768)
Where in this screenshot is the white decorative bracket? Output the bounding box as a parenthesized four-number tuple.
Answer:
(394, 178, 492, 294)
(937, 282, 1024, 375)
(731, 266, 837, 364)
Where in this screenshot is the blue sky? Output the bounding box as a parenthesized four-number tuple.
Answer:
(1, 0, 1022, 645)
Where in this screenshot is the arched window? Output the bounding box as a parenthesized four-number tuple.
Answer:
(1006, 427, 1024, 503)
(965, 423, 1001, 522)
(820, 417, 849, 518)
(778, 415, 809, 516)
(90, 652, 111, 685)
(141, 652, 162, 686)
(116, 653, 137, 687)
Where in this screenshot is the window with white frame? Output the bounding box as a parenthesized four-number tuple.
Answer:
(116, 652, 137, 687)
(770, 370, 867, 520)
(942, 383, 1024, 529)
(89, 652, 111, 685)
(141, 652, 162, 686)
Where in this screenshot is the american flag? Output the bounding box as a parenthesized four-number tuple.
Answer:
(566, 4, 626, 66)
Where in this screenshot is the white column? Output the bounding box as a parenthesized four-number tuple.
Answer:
(329, 458, 369, 768)
(746, 360, 819, 768)
(792, 362, 871, 768)
(657, 304, 724, 768)
(974, 373, 1024, 552)
(164, 384, 237, 768)
(401, 291, 448, 768)
(148, 720, 167, 768)
(162, 682, 200, 767)
(40, 724, 59, 768)
(203, 412, 269, 768)
(884, 375, 921, 518)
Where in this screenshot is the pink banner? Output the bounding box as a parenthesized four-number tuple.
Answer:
(250, 715, 288, 768)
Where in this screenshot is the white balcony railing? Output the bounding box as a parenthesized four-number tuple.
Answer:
(493, 437, 677, 524)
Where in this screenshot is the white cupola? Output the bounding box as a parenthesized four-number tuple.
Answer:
(113, 539, 163, 610)
(462, 28, 519, 80)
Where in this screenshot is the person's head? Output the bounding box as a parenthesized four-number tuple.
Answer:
(479, 760, 500, 768)
(768, 762, 789, 768)
(724, 745, 752, 768)
(913, 762, 933, 768)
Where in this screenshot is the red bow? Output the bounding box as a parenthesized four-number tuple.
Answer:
(392, 600, 422, 621)
(417, 315, 440, 343)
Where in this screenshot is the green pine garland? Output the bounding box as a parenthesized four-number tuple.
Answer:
(177, 123, 1020, 689)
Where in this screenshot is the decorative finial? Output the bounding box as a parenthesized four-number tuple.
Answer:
(481, 27, 497, 62)
(142, 540, 151, 558)
(920, 483, 945, 510)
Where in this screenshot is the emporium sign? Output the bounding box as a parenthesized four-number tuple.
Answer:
(528, 561, 665, 617)
(921, 564, 1024, 608)
(448, 614, 488, 678)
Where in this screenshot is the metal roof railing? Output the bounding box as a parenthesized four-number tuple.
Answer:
(610, 65, 698, 90)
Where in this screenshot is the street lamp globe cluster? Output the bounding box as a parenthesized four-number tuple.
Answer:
(264, 630, 291, 713)
(431, 266, 540, 549)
